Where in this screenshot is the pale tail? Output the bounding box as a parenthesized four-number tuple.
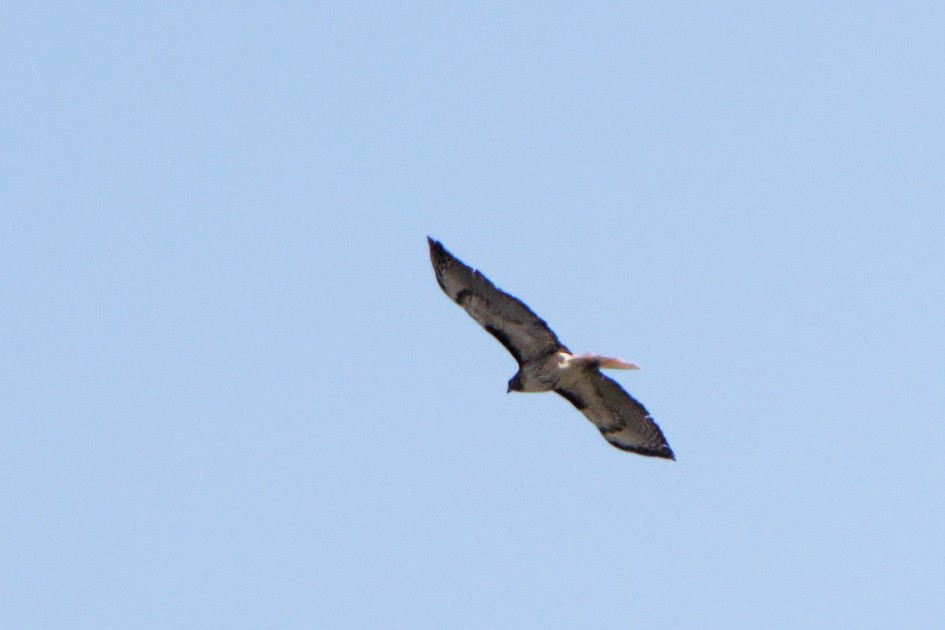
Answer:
(571, 353, 640, 370)
(596, 355, 640, 370)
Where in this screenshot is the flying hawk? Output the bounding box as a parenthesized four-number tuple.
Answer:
(428, 237, 674, 459)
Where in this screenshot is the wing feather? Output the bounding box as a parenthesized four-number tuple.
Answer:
(428, 237, 566, 364)
(556, 371, 674, 459)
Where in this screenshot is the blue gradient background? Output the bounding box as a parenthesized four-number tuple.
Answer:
(3, 4, 944, 628)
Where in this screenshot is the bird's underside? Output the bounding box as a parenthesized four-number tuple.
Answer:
(428, 237, 674, 460)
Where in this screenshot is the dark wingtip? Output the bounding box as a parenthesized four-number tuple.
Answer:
(430, 237, 460, 270)
(644, 446, 676, 460)
(428, 237, 447, 260)
(606, 438, 676, 460)
(428, 238, 454, 295)
(651, 444, 676, 460)
(428, 237, 447, 265)
(646, 447, 676, 461)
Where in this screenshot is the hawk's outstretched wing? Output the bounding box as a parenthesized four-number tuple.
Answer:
(428, 237, 566, 365)
(556, 372, 675, 459)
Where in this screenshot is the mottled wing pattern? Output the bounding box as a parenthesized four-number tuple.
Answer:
(556, 371, 674, 459)
(428, 237, 566, 365)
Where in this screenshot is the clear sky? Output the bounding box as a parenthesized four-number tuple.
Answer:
(3, 3, 944, 628)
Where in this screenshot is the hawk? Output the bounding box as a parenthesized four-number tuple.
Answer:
(428, 237, 674, 459)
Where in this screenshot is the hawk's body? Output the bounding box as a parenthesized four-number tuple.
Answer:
(428, 237, 674, 459)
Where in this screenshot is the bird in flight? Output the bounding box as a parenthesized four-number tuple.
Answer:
(428, 237, 674, 459)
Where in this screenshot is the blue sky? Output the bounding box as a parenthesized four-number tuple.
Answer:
(3, 3, 944, 628)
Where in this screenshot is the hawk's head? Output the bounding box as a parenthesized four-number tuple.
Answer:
(507, 372, 523, 393)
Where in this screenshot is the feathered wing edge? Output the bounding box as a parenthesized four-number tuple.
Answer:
(428, 237, 566, 365)
(556, 371, 675, 460)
